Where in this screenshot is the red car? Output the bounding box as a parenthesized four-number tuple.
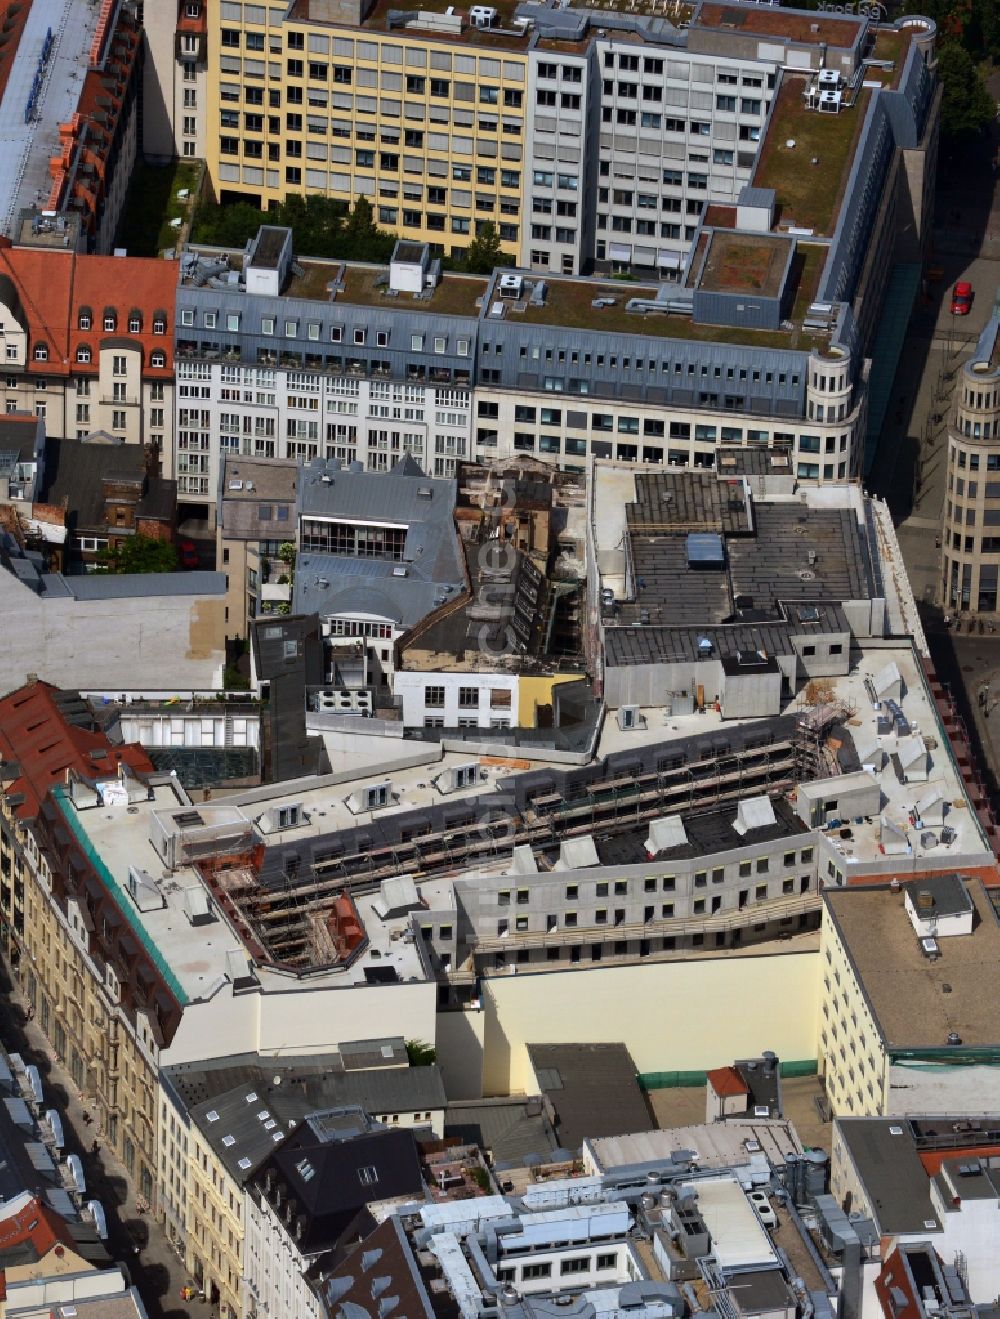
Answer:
(177, 539, 200, 569)
(951, 281, 973, 316)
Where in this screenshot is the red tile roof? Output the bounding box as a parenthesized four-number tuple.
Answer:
(0, 681, 152, 822)
(0, 239, 177, 378)
(707, 1066, 749, 1098)
(46, 2, 142, 240)
(0, 1194, 76, 1282)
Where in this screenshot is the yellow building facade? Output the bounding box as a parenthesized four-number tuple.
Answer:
(207, 1, 528, 261)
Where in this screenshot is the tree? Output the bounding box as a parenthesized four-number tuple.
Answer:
(464, 220, 503, 274)
(97, 536, 178, 574)
(937, 42, 995, 140)
(405, 1039, 436, 1067)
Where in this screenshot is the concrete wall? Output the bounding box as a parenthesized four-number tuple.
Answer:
(436, 1006, 487, 1100)
(479, 947, 820, 1094)
(162, 978, 438, 1068)
(0, 569, 225, 697)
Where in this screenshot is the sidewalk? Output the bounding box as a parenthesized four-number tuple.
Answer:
(0, 961, 198, 1319)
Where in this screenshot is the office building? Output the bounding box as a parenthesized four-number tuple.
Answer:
(820, 874, 1000, 1120)
(203, 0, 937, 283)
(940, 315, 1000, 615)
(832, 1114, 1000, 1315)
(175, 231, 478, 515)
(0, 237, 177, 465)
(293, 452, 467, 695)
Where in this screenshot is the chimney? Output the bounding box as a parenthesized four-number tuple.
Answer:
(916, 890, 935, 914)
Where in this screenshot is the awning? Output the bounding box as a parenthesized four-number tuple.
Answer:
(608, 243, 631, 261)
(658, 250, 682, 270)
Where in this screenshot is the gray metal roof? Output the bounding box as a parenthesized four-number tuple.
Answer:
(188, 1065, 447, 1185)
(445, 1098, 559, 1167)
(298, 457, 455, 524)
(526, 1043, 652, 1155)
(64, 571, 226, 600)
(294, 458, 465, 626)
(834, 1119, 939, 1236)
(737, 186, 777, 210)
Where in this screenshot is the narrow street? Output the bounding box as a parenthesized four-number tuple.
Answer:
(0, 959, 198, 1319)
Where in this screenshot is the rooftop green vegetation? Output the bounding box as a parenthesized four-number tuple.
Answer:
(753, 81, 868, 236)
(515, 278, 821, 350)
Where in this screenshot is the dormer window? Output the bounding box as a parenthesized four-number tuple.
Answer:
(151, 350, 165, 368)
(76, 345, 92, 363)
(103, 308, 116, 332)
(33, 344, 48, 362)
(152, 313, 166, 334)
(128, 310, 142, 333)
(78, 308, 92, 330)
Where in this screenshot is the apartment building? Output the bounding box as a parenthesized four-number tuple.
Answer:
(216, 454, 299, 637)
(0, 679, 440, 1242)
(940, 314, 1000, 615)
(0, 684, 163, 1208)
(142, 0, 209, 162)
(0, 238, 177, 466)
(245, 1115, 425, 1319)
(158, 1055, 445, 1317)
(819, 875, 1000, 1120)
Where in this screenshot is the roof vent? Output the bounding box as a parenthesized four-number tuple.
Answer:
(947, 1032, 962, 1046)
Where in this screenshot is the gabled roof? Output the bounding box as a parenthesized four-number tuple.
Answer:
(0, 240, 178, 378)
(0, 681, 152, 821)
(707, 1067, 750, 1099)
(255, 1123, 424, 1257)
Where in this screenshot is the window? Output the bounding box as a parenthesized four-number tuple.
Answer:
(33, 344, 47, 362)
(425, 685, 445, 708)
(113, 354, 127, 376)
(596, 1254, 617, 1270)
(521, 1263, 552, 1281)
(104, 312, 116, 331)
(151, 350, 166, 368)
(458, 686, 478, 708)
(76, 346, 91, 363)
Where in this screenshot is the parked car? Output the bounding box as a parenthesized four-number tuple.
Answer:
(951, 281, 974, 316)
(749, 1189, 778, 1229)
(177, 539, 200, 569)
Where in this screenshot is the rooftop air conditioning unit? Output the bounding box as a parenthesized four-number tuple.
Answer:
(469, 5, 497, 26)
(499, 273, 523, 300)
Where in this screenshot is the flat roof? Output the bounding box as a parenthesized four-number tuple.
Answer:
(501, 275, 816, 350)
(826, 878, 1000, 1049)
(285, 264, 488, 318)
(834, 1118, 939, 1235)
(680, 1175, 778, 1271)
(693, 2, 865, 48)
(290, 0, 533, 48)
(527, 1043, 651, 1154)
(595, 796, 807, 867)
(697, 232, 793, 300)
(752, 78, 869, 238)
(587, 1120, 803, 1172)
